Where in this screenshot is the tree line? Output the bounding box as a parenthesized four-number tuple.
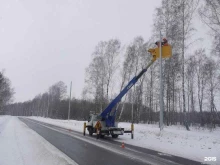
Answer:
(4, 0, 220, 128)
(0, 70, 14, 115)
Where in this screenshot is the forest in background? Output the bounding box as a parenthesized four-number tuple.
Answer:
(4, 0, 220, 128)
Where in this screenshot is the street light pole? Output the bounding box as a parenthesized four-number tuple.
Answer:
(68, 81, 72, 121)
(159, 31, 164, 131)
(47, 94, 49, 118)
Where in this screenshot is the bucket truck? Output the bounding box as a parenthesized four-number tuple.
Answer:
(86, 40, 171, 138)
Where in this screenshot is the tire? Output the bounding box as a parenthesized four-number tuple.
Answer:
(88, 128, 93, 136)
(97, 133, 100, 139)
(112, 134, 118, 138)
(89, 131, 93, 136)
(100, 135, 105, 138)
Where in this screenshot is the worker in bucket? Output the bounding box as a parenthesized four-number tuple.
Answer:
(155, 38, 168, 47)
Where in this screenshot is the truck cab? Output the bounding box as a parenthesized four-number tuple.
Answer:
(86, 113, 124, 138)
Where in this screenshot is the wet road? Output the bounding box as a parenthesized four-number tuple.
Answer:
(19, 117, 203, 165)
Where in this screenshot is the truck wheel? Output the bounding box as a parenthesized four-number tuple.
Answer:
(112, 135, 118, 138)
(88, 128, 93, 136)
(97, 133, 100, 139)
(89, 131, 93, 136)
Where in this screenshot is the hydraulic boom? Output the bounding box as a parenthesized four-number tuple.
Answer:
(100, 58, 156, 127)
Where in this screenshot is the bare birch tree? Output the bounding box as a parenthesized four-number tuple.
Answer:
(199, 0, 220, 56)
(194, 49, 208, 126)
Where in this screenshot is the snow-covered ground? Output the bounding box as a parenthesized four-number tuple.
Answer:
(0, 116, 77, 165)
(28, 116, 220, 164)
(118, 122, 220, 164)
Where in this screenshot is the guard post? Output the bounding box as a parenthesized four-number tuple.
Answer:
(83, 122, 86, 136)
(131, 123, 134, 139)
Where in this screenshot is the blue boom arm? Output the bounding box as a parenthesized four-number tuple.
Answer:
(100, 59, 155, 127)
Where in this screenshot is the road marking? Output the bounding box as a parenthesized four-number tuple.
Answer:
(158, 153, 172, 157)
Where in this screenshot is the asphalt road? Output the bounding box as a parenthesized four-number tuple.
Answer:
(19, 117, 204, 165)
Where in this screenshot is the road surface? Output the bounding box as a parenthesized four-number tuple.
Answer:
(0, 116, 77, 165)
(19, 117, 203, 165)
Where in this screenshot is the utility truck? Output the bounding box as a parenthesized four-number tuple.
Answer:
(86, 39, 171, 138)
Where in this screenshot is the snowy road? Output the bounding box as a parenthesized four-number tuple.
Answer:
(19, 117, 204, 165)
(27, 116, 220, 164)
(0, 116, 77, 165)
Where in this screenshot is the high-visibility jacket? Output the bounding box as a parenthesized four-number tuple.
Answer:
(95, 121, 102, 130)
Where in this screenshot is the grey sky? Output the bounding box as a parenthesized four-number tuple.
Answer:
(0, 0, 213, 103)
(0, 0, 162, 102)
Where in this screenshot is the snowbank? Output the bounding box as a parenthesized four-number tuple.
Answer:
(118, 122, 220, 164)
(28, 116, 220, 164)
(0, 116, 77, 165)
(29, 116, 85, 132)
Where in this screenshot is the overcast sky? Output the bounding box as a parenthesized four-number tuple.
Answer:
(0, 0, 212, 103)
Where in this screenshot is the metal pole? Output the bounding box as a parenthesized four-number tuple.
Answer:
(68, 81, 72, 120)
(159, 31, 164, 131)
(131, 89, 134, 139)
(47, 94, 49, 118)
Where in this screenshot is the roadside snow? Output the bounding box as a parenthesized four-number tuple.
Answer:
(118, 122, 220, 165)
(0, 116, 77, 165)
(29, 116, 85, 132)
(28, 116, 220, 164)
